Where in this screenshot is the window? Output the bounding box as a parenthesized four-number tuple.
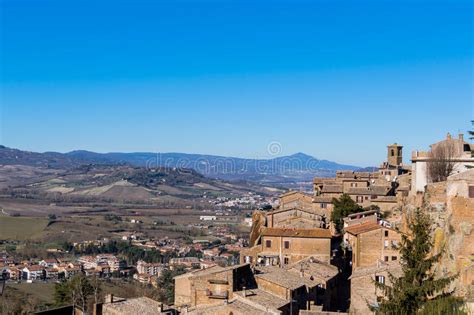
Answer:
(265, 240, 271, 248)
(385, 231, 389, 237)
(469, 186, 474, 198)
(284, 257, 289, 265)
(375, 275, 385, 284)
(384, 240, 389, 248)
(391, 149, 395, 156)
(392, 256, 397, 261)
(320, 203, 327, 209)
(365, 196, 368, 200)
(284, 241, 290, 249)
(384, 256, 389, 262)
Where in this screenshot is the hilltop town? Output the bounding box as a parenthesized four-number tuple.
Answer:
(1, 132, 473, 315)
(2, 0, 472, 313)
(173, 132, 474, 315)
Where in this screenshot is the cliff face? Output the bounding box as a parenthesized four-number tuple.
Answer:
(420, 170, 474, 297)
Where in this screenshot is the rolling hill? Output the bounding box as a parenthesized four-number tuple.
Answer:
(0, 146, 360, 186)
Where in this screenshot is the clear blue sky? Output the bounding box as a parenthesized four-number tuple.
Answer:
(1, 0, 472, 166)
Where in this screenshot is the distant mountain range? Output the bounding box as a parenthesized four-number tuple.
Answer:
(0, 145, 362, 186)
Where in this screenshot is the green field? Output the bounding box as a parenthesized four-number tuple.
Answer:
(0, 216, 49, 240)
(7, 282, 56, 304)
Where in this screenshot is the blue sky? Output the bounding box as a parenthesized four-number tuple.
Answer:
(1, 0, 472, 166)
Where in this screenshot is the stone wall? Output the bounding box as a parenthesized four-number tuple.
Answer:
(348, 228, 401, 268)
(261, 235, 331, 264)
(175, 274, 193, 307)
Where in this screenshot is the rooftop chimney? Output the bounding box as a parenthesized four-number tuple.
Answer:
(459, 133, 464, 141)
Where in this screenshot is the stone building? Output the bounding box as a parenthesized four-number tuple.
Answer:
(246, 191, 331, 255)
(174, 264, 257, 310)
(343, 209, 379, 229)
(344, 221, 402, 269)
(285, 257, 340, 310)
(254, 265, 333, 314)
(313, 144, 411, 215)
(349, 262, 402, 315)
(411, 133, 474, 193)
(240, 227, 332, 266)
(279, 191, 315, 210)
(175, 257, 339, 315)
(266, 206, 327, 229)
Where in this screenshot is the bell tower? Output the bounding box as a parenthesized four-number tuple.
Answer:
(387, 143, 403, 166)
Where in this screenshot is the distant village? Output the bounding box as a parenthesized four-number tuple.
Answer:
(1, 132, 473, 315)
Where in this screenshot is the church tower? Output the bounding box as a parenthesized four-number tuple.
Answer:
(387, 143, 403, 166)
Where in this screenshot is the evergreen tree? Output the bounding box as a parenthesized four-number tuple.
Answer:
(375, 208, 464, 314)
(155, 266, 186, 304)
(331, 194, 363, 232)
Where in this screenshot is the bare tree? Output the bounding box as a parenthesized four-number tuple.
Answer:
(427, 141, 456, 182)
(90, 275, 102, 305)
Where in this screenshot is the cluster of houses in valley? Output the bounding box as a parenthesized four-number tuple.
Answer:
(0, 247, 239, 286)
(209, 192, 274, 209)
(0, 228, 246, 288)
(0, 254, 125, 282)
(170, 133, 474, 315)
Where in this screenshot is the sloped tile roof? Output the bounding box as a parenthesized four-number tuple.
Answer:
(344, 221, 382, 235)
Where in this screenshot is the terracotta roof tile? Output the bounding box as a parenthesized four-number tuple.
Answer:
(344, 221, 382, 235)
(321, 185, 343, 193)
(312, 196, 334, 203)
(26, 265, 44, 271)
